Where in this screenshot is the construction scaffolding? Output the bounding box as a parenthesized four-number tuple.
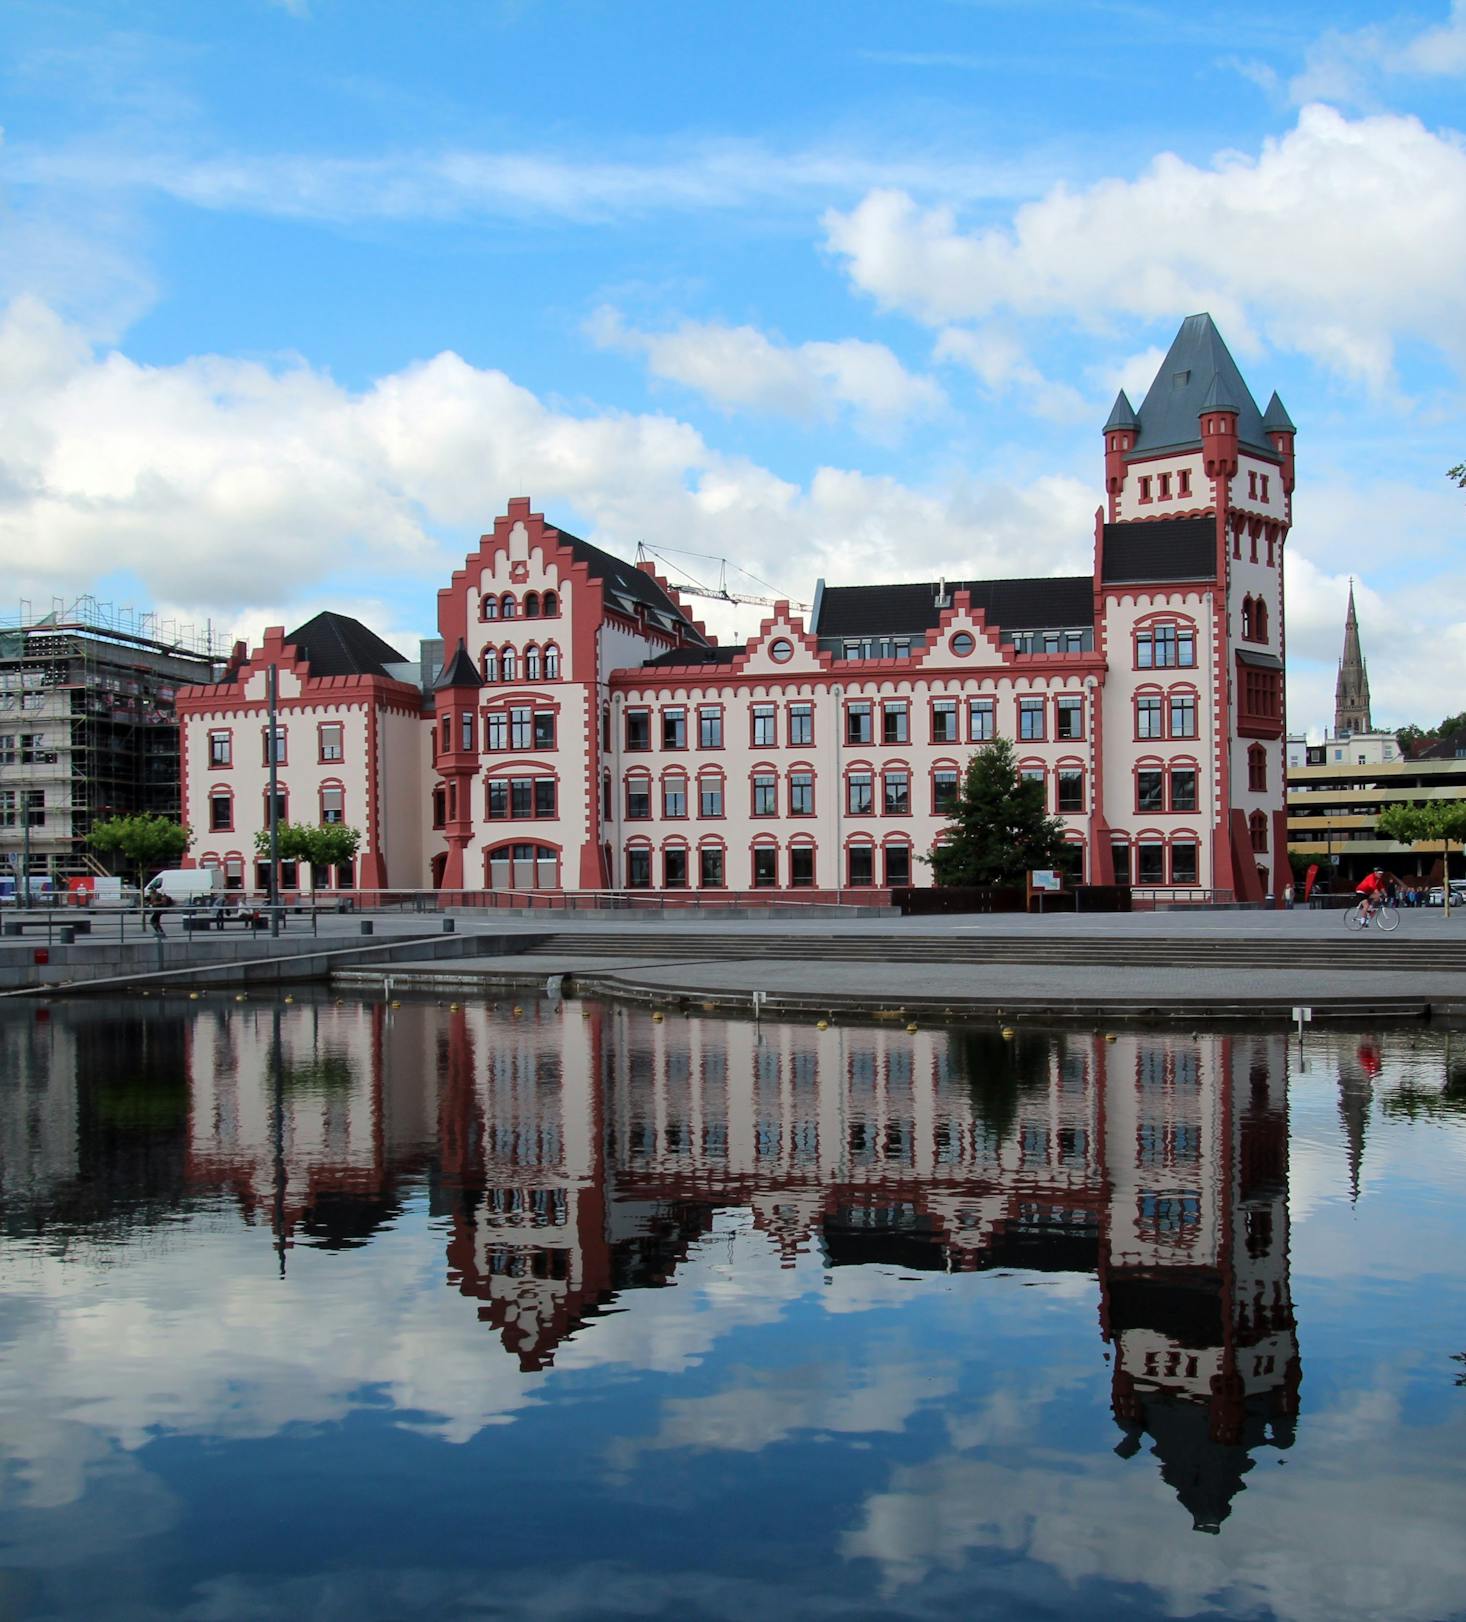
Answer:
(0, 604, 229, 890)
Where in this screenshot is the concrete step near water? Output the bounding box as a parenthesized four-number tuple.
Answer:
(511, 931, 1466, 972)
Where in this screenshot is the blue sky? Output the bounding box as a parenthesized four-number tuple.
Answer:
(2, 0, 1464, 731)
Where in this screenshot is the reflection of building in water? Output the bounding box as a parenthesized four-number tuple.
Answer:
(1101, 1033, 1299, 1532)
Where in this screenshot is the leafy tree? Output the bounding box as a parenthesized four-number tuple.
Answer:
(925, 738, 1067, 887)
(253, 821, 361, 876)
(1377, 801, 1466, 912)
(1449, 462, 1465, 490)
(90, 813, 191, 880)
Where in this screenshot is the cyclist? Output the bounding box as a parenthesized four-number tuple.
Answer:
(1354, 867, 1390, 925)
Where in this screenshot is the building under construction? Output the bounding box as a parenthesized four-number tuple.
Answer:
(0, 600, 227, 888)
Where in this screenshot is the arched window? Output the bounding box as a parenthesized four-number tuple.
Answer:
(500, 593, 518, 619)
(1254, 598, 1269, 641)
(524, 591, 541, 618)
(480, 595, 498, 621)
(501, 646, 517, 682)
(1241, 596, 1255, 640)
(544, 643, 561, 679)
(525, 644, 541, 681)
(541, 590, 558, 617)
(480, 646, 498, 683)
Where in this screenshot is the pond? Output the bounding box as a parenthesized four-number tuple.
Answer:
(1, 994, 1464, 1620)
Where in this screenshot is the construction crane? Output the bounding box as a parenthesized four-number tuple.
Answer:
(635, 542, 809, 613)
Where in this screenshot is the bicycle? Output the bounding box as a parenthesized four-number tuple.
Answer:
(1345, 899, 1398, 932)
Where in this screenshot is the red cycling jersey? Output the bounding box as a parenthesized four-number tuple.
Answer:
(1356, 872, 1386, 896)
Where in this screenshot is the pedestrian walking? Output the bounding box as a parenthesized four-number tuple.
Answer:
(145, 884, 171, 937)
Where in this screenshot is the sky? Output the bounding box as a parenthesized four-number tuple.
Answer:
(1, 0, 1463, 735)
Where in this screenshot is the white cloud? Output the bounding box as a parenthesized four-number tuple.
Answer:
(589, 307, 944, 434)
(933, 326, 1089, 423)
(0, 296, 1093, 635)
(823, 105, 1466, 388)
(1291, 1, 1466, 105)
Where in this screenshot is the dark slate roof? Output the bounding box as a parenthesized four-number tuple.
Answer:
(816, 577, 1095, 638)
(1102, 518, 1217, 584)
(641, 644, 742, 669)
(1129, 313, 1272, 458)
(433, 638, 484, 690)
(284, 611, 407, 678)
(1261, 390, 1296, 434)
(552, 526, 710, 644)
(1104, 389, 1139, 431)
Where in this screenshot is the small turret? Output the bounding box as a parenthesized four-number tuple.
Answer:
(1198, 372, 1240, 482)
(1262, 391, 1296, 495)
(432, 638, 483, 889)
(1104, 390, 1139, 499)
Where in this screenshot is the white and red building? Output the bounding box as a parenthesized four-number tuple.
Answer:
(179, 312, 1293, 903)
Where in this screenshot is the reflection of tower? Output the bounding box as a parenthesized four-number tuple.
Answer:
(1100, 1034, 1300, 1532)
(1334, 580, 1372, 737)
(1338, 1043, 1377, 1205)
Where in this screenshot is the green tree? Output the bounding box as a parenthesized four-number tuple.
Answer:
(1449, 462, 1465, 490)
(253, 821, 361, 878)
(90, 813, 191, 880)
(925, 738, 1067, 887)
(1377, 801, 1466, 913)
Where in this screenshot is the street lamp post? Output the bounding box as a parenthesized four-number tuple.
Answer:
(267, 663, 281, 938)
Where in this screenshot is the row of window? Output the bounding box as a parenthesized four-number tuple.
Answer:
(0, 789, 45, 828)
(210, 723, 344, 770)
(0, 734, 53, 765)
(208, 784, 345, 833)
(195, 855, 356, 891)
(478, 643, 561, 683)
(622, 842, 914, 891)
(1240, 595, 1270, 643)
(1137, 469, 1194, 504)
(478, 589, 559, 621)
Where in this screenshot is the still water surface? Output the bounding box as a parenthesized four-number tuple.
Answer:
(1, 996, 1464, 1620)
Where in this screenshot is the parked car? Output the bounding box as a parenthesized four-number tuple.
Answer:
(1425, 883, 1466, 906)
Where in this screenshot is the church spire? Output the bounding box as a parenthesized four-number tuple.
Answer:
(1334, 580, 1372, 736)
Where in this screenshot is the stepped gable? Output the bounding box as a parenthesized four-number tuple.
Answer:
(283, 611, 407, 678)
(1129, 313, 1272, 459)
(1102, 517, 1217, 584)
(552, 525, 710, 644)
(816, 576, 1094, 637)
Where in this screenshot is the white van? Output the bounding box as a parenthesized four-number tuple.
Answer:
(144, 868, 225, 905)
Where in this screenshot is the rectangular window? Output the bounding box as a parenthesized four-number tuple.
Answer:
(881, 702, 909, 745)
(1171, 841, 1199, 884)
(1178, 469, 1191, 497)
(1261, 474, 1270, 501)
(1249, 748, 1267, 792)
(1137, 770, 1164, 813)
(502, 707, 527, 750)
(1158, 472, 1171, 499)
(486, 712, 508, 751)
(625, 781, 652, 819)
(1055, 696, 1084, 740)
(699, 846, 725, 888)
(790, 771, 814, 816)
(488, 780, 508, 819)
(461, 711, 476, 752)
(1137, 624, 1195, 668)
(752, 847, 777, 888)
(510, 779, 532, 819)
(664, 848, 688, 888)
(968, 698, 994, 742)
(933, 770, 959, 814)
(321, 785, 344, 825)
(627, 848, 652, 888)
(533, 779, 556, 818)
(1170, 769, 1198, 813)
(263, 791, 287, 824)
(0, 790, 14, 828)
(698, 706, 723, 748)
(433, 788, 447, 829)
(534, 712, 556, 750)
(931, 700, 958, 744)
(1139, 475, 1153, 502)
(1248, 470, 1258, 498)
(752, 773, 777, 816)
(847, 847, 875, 887)
(663, 780, 687, 818)
(262, 726, 286, 766)
(846, 701, 873, 745)
(751, 705, 776, 748)
(788, 702, 813, 746)
(790, 847, 816, 888)
(884, 845, 912, 887)
(1019, 697, 1045, 741)
(625, 709, 651, 751)
(1057, 769, 1084, 814)
(1169, 693, 1197, 737)
(1136, 696, 1164, 739)
(1112, 841, 1132, 886)
(209, 730, 232, 767)
(209, 792, 233, 832)
(318, 722, 343, 762)
(847, 771, 874, 815)
(699, 779, 724, 818)
(662, 707, 687, 750)
(1137, 842, 1166, 884)
(883, 770, 910, 816)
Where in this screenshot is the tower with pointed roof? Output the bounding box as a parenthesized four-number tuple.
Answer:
(1334, 582, 1372, 737)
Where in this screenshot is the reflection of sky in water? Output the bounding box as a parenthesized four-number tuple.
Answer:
(0, 1001, 1463, 1620)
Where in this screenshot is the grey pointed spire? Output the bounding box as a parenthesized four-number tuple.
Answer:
(1262, 391, 1296, 434)
(434, 637, 483, 690)
(1334, 581, 1371, 736)
(1200, 370, 1242, 413)
(1104, 389, 1139, 431)
(1129, 313, 1268, 454)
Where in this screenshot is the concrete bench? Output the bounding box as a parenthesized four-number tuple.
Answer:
(1, 918, 92, 937)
